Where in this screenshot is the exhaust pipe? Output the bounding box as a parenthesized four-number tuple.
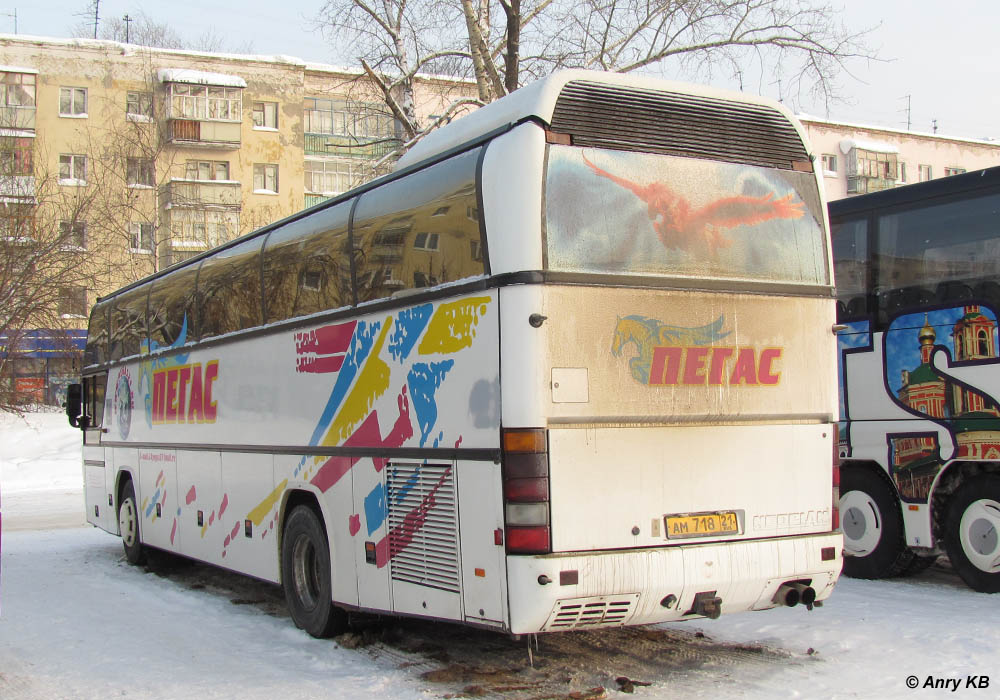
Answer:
(790, 583, 817, 610)
(772, 584, 800, 607)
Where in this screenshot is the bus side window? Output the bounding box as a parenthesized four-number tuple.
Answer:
(148, 266, 199, 350)
(109, 287, 150, 361)
(84, 301, 110, 366)
(85, 373, 106, 428)
(197, 238, 264, 340)
(831, 218, 868, 320)
(352, 147, 484, 303)
(263, 200, 353, 323)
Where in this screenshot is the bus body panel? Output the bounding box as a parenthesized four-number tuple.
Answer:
(504, 532, 841, 634)
(548, 424, 834, 552)
(455, 459, 508, 627)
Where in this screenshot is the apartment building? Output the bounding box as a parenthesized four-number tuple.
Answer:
(0, 34, 472, 404)
(799, 116, 1000, 201)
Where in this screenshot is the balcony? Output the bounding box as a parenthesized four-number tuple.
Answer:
(847, 176, 896, 195)
(167, 119, 241, 149)
(164, 179, 241, 210)
(304, 132, 402, 159)
(0, 175, 35, 203)
(0, 105, 35, 131)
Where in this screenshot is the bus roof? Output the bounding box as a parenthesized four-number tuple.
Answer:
(396, 69, 802, 170)
(829, 165, 1000, 219)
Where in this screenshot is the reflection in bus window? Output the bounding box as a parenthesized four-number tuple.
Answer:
(832, 218, 868, 317)
(263, 200, 353, 323)
(109, 287, 149, 361)
(147, 265, 199, 351)
(197, 238, 264, 339)
(352, 147, 484, 302)
(84, 301, 110, 366)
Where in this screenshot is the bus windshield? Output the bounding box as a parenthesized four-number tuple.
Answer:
(544, 145, 828, 285)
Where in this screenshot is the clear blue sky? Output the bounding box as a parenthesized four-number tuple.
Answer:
(8, 0, 1000, 141)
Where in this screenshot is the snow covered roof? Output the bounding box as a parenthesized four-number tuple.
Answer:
(0, 64, 38, 74)
(156, 68, 246, 88)
(839, 138, 899, 155)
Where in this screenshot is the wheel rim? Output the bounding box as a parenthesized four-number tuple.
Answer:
(840, 489, 883, 556)
(119, 497, 138, 548)
(292, 534, 322, 610)
(958, 498, 1000, 573)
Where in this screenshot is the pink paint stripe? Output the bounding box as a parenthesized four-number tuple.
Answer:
(185, 485, 197, 505)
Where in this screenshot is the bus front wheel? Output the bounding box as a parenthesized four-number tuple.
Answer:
(944, 475, 1000, 593)
(118, 479, 147, 565)
(840, 466, 912, 578)
(281, 505, 347, 638)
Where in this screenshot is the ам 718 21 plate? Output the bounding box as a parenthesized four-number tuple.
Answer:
(664, 511, 739, 539)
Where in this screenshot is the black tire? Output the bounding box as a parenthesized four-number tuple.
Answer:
(839, 466, 914, 578)
(281, 505, 347, 638)
(943, 474, 1000, 593)
(118, 479, 147, 565)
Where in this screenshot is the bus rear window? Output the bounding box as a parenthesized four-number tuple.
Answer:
(544, 146, 828, 286)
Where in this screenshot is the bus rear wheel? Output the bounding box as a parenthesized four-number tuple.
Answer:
(281, 505, 347, 638)
(118, 479, 147, 565)
(840, 466, 913, 578)
(943, 475, 1000, 593)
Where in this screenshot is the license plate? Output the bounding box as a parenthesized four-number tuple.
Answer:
(664, 511, 739, 539)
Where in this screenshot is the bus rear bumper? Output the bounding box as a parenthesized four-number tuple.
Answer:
(505, 532, 843, 634)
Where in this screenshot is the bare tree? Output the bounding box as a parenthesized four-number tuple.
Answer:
(317, 0, 875, 147)
(0, 133, 100, 410)
(70, 10, 185, 48)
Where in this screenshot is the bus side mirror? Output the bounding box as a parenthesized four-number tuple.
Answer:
(65, 383, 83, 428)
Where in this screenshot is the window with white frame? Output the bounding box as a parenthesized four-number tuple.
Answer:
(945, 167, 967, 176)
(58, 286, 87, 317)
(252, 101, 278, 129)
(59, 86, 87, 116)
(126, 91, 153, 119)
(168, 84, 242, 121)
(918, 164, 933, 182)
(130, 222, 154, 252)
(821, 153, 837, 175)
(185, 160, 230, 181)
(304, 158, 361, 194)
(898, 162, 907, 183)
(303, 97, 395, 138)
(413, 232, 439, 251)
(59, 220, 86, 248)
(253, 163, 278, 193)
(59, 154, 87, 184)
(126, 157, 155, 187)
(0, 71, 35, 107)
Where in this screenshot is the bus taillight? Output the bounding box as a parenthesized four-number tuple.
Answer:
(832, 424, 840, 531)
(502, 428, 551, 554)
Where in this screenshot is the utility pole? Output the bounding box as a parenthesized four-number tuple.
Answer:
(2, 8, 16, 33)
(91, 0, 99, 39)
(901, 95, 911, 130)
(933, 119, 938, 134)
(123, 13, 132, 44)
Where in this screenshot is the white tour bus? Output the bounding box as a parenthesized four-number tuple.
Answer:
(66, 70, 842, 637)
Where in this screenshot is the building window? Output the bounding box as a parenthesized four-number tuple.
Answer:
(126, 91, 153, 119)
(59, 87, 88, 117)
(821, 153, 837, 175)
(58, 286, 87, 317)
(898, 162, 907, 183)
(185, 160, 230, 181)
(0, 137, 32, 175)
(59, 154, 87, 185)
(126, 157, 155, 187)
(0, 71, 35, 107)
(253, 163, 278, 193)
(467, 206, 479, 222)
(413, 232, 439, 251)
(168, 84, 242, 122)
(252, 101, 278, 129)
(303, 97, 395, 138)
(304, 158, 362, 194)
(945, 167, 967, 176)
(918, 164, 933, 182)
(130, 222, 154, 252)
(470, 239, 482, 261)
(59, 220, 86, 248)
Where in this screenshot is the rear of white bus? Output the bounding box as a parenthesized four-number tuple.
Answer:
(483, 79, 843, 634)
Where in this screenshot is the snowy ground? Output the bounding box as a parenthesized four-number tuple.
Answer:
(1, 411, 998, 699)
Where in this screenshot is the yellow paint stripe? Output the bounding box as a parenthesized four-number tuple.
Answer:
(322, 318, 392, 446)
(248, 478, 288, 526)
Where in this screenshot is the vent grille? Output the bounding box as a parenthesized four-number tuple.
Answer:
(550, 80, 810, 170)
(544, 594, 641, 630)
(387, 462, 460, 593)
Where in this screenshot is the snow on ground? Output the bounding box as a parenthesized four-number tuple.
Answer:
(1, 411, 998, 699)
